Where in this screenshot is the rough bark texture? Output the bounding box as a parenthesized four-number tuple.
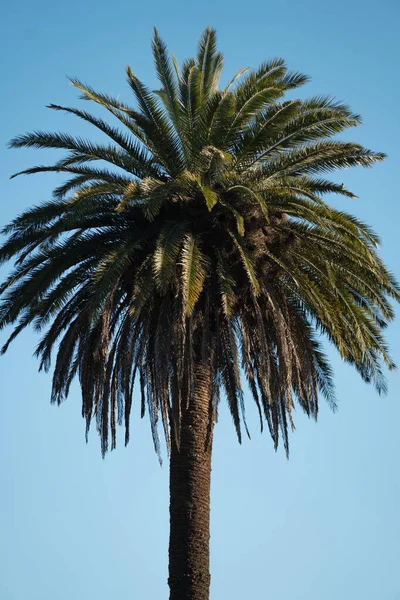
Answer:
(168, 363, 213, 600)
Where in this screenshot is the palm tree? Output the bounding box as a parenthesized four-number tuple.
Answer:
(1, 27, 398, 600)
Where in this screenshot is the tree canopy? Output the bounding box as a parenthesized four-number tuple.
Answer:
(1, 27, 398, 458)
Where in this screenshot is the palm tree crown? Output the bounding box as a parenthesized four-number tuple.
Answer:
(1, 27, 398, 458)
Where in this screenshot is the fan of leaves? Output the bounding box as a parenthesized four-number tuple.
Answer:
(1, 27, 398, 458)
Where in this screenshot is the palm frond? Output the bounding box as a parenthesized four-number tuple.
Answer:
(181, 234, 208, 315)
(154, 221, 188, 292)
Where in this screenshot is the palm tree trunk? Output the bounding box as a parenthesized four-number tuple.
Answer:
(168, 362, 213, 600)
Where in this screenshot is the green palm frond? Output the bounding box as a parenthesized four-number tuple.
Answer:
(181, 234, 209, 316)
(152, 28, 181, 129)
(229, 231, 260, 295)
(126, 66, 184, 174)
(154, 221, 188, 292)
(196, 26, 224, 100)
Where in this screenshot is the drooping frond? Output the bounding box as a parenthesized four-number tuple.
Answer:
(181, 234, 208, 316)
(154, 221, 188, 292)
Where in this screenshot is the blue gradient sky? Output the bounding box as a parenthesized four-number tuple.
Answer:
(1, 0, 399, 598)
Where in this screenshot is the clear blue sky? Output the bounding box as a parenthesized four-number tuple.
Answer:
(1, 0, 399, 598)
